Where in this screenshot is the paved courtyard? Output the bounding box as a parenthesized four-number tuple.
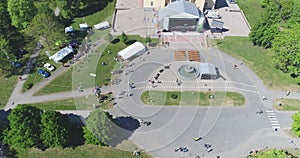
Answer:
(207, 3, 251, 37)
(113, 9, 158, 37)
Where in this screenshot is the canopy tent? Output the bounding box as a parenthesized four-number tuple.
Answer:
(94, 21, 110, 30)
(49, 46, 74, 63)
(79, 23, 89, 30)
(65, 26, 74, 33)
(118, 42, 146, 60)
(199, 63, 218, 79)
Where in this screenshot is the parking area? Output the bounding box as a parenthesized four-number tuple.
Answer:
(207, 3, 251, 36)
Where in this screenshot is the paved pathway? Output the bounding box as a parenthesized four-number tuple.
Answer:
(4, 37, 106, 110)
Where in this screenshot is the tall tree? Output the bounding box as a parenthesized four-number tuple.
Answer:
(3, 106, 43, 148)
(83, 127, 104, 146)
(292, 112, 300, 136)
(120, 32, 128, 43)
(40, 111, 69, 148)
(55, 0, 80, 19)
(250, 1, 280, 48)
(272, 24, 300, 83)
(7, 0, 37, 29)
(83, 109, 113, 146)
(23, 13, 65, 51)
(0, 0, 11, 32)
(0, 35, 14, 75)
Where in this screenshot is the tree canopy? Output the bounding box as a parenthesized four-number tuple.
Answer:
(23, 13, 65, 51)
(0, 0, 11, 32)
(3, 105, 71, 149)
(3, 106, 43, 148)
(40, 111, 69, 148)
(249, 0, 300, 84)
(83, 109, 113, 146)
(7, 0, 37, 29)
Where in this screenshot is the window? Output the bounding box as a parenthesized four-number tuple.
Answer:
(150, 1, 154, 6)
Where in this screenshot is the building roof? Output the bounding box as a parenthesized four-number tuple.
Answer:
(118, 42, 146, 60)
(166, 0, 201, 18)
(199, 63, 217, 76)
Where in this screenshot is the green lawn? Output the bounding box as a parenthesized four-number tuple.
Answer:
(34, 68, 72, 96)
(237, 0, 264, 27)
(141, 91, 245, 106)
(71, 0, 115, 30)
(21, 93, 113, 111)
(95, 35, 159, 86)
(16, 144, 152, 158)
(216, 37, 299, 90)
(20, 99, 76, 111)
(0, 76, 18, 109)
(273, 99, 300, 111)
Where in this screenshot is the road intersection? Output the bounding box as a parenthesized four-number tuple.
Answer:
(3, 36, 300, 158)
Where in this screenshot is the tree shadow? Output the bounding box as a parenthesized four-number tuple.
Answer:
(76, 0, 114, 18)
(125, 40, 137, 45)
(111, 38, 120, 44)
(107, 116, 140, 147)
(66, 113, 85, 147)
(0, 109, 11, 133)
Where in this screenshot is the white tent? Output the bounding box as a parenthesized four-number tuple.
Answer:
(65, 26, 74, 33)
(49, 46, 74, 63)
(118, 42, 146, 60)
(94, 21, 110, 30)
(79, 23, 89, 30)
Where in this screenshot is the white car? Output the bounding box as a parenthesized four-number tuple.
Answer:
(44, 63, 55, 71)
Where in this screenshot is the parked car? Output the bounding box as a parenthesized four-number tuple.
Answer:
(38, 69, 50, 78)
(43, 63, 55, 71)
(11, 61, 22, 68)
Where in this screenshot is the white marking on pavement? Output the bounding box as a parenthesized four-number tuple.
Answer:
(271, 123, 280, 126)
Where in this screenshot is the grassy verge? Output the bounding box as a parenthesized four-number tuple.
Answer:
(273, 99, 300, 111)
(71, 0, 115, 30)
(0, 76, 18, 109)
(215, 37, 299, 90)
(16, 144, 152, 158)
(141, 91, 245, 106)
(21, 94, 113, 111)
(237, 0, 264, 27)
(34, 68, 73, 95)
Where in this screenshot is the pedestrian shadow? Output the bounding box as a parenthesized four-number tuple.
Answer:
(107, 116, 140, 147)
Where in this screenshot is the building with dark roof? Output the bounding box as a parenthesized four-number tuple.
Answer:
(158, 0, 205, 32)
